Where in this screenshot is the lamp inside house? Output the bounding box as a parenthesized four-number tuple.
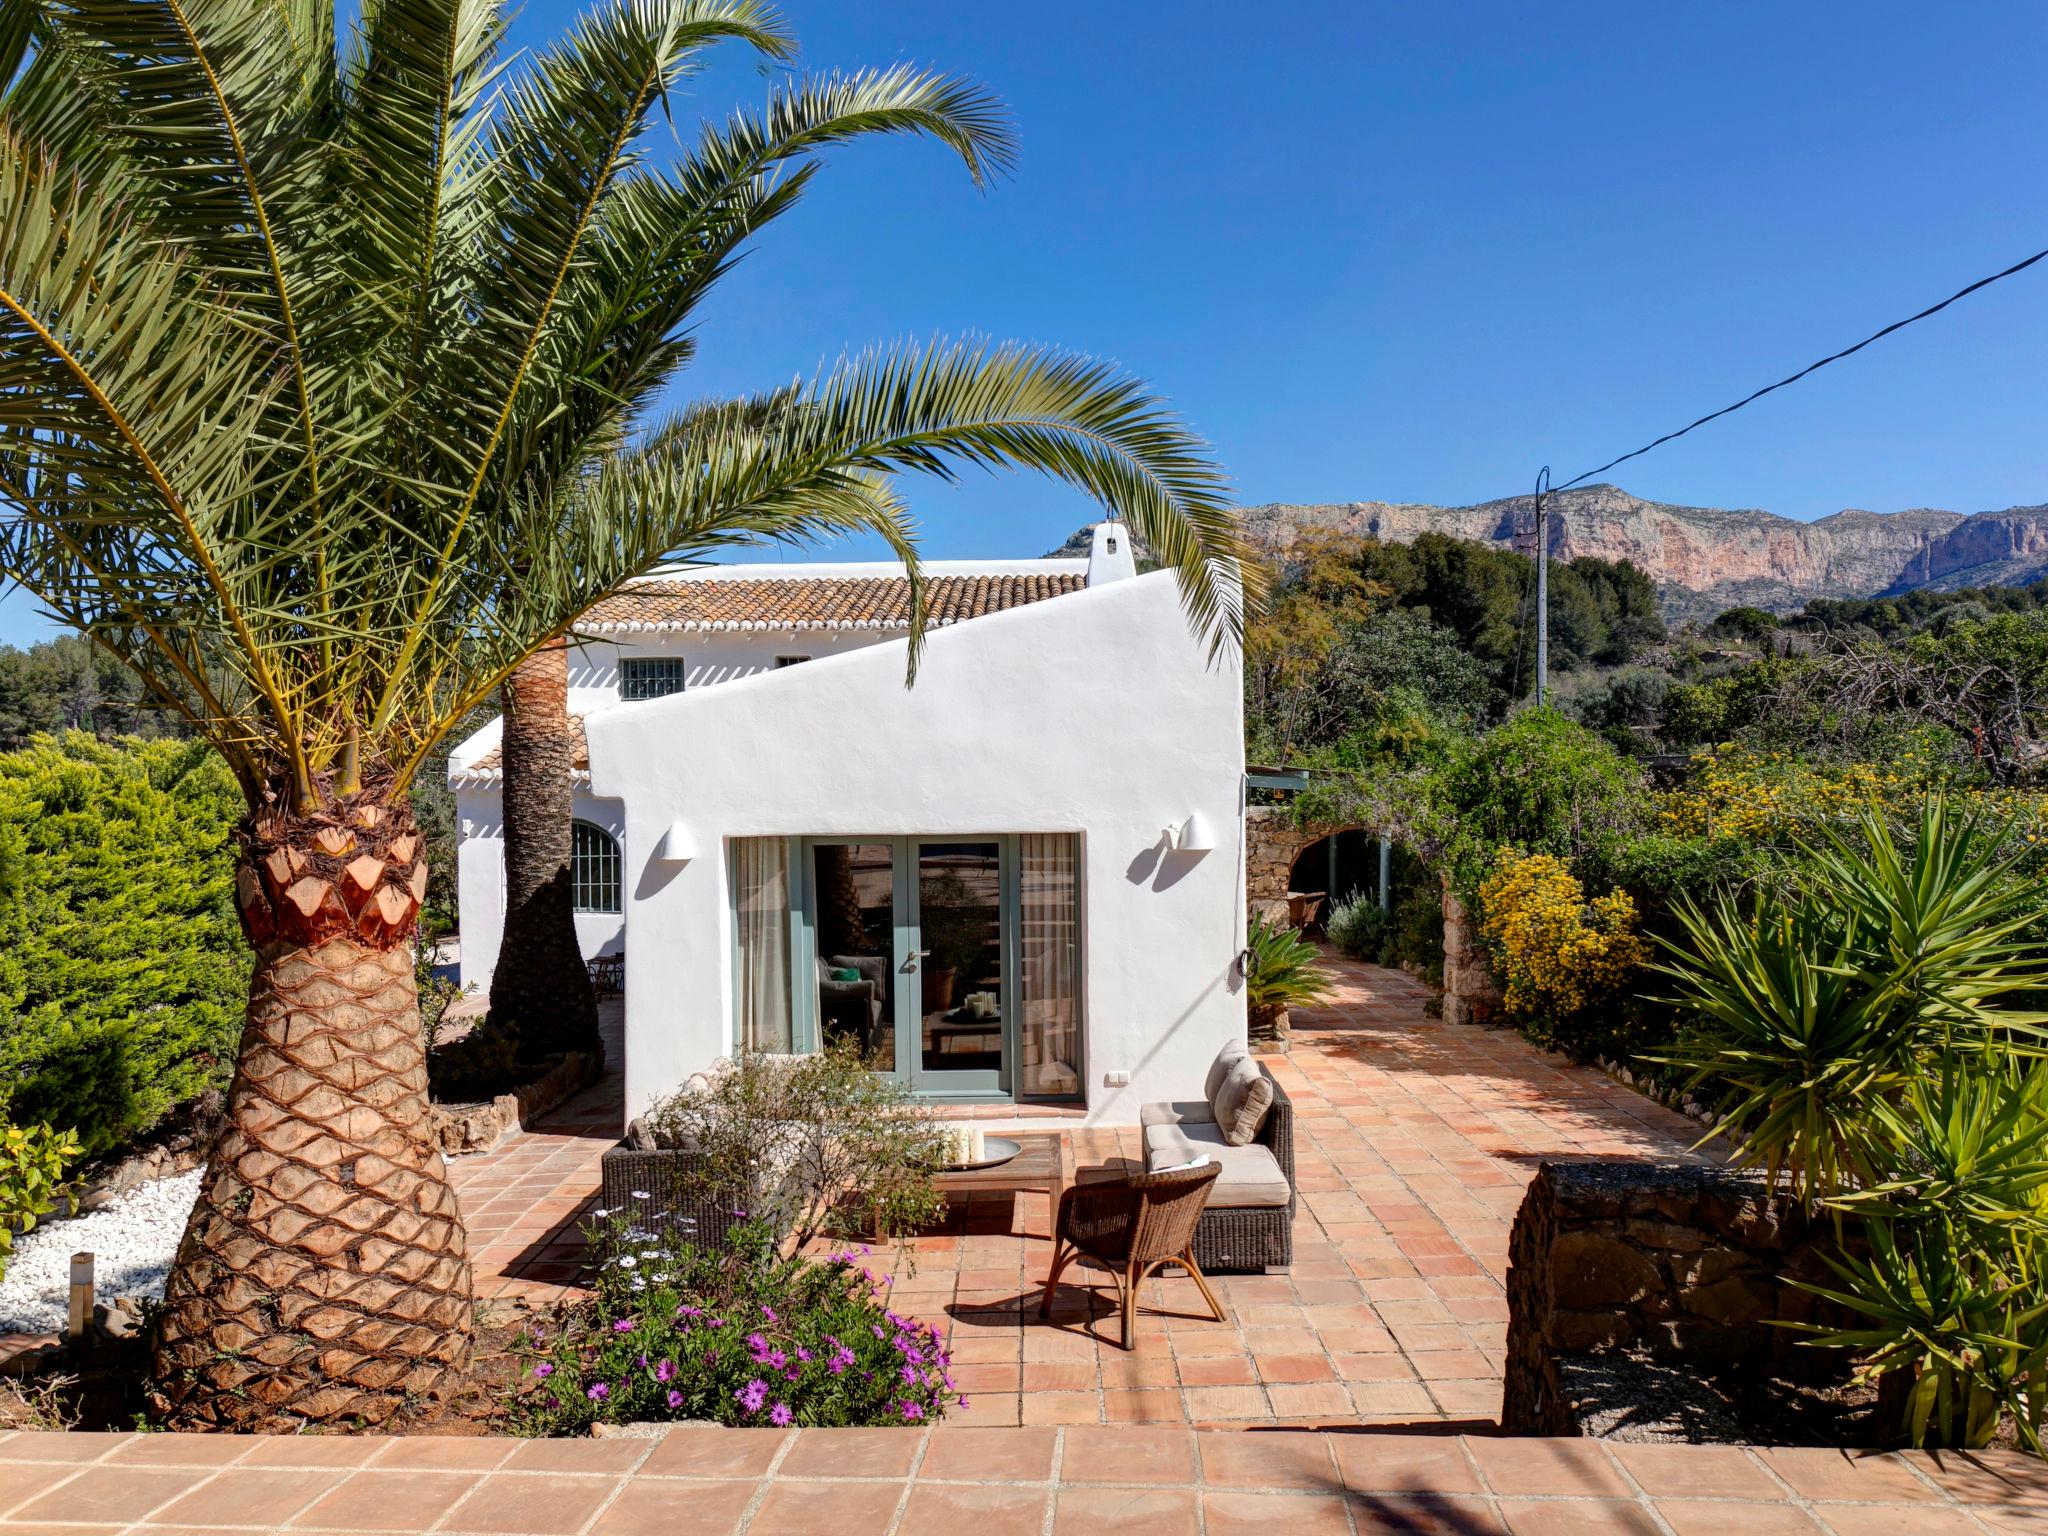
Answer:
(655, 820, 695, 862)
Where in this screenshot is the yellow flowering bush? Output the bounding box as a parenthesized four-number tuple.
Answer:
(1477, 850, 1649, 1024)
(1656, 740, 2048, 847)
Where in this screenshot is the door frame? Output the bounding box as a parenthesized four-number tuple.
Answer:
(786, 835, 1017, 1102)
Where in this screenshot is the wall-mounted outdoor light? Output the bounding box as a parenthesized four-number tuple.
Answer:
(655, 820, 695, 862)
(1165, 812, 1215, 853)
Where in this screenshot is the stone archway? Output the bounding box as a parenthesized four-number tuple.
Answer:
(1244, 807, 1342, 925)
(1244, 807, 1500, 1026)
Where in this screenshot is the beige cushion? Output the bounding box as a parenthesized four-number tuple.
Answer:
(1140, 1100, 1217, 1131)
(1210, 1055, 1273, 1146)
(1203, 1038, 1249, 1102)
(1143, 1122, 1289, 1208)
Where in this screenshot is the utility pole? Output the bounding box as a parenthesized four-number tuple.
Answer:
(1532, 466, 1551, 707)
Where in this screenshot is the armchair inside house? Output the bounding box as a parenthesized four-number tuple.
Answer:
(816, 953, 888, 1058)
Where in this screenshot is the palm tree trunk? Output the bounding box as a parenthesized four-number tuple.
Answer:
(150, 785, 472, 1431)
(489, 638, 601, 1059)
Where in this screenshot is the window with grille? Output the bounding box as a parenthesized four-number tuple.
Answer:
(620, 656, 685, 700)
(774, 655, 809, 668)
(571, 821, 622, 913)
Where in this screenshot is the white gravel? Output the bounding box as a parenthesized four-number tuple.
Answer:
(0, 1170, 203, 1333)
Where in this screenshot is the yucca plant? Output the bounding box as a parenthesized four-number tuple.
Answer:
(1244, 916, 1335, 1044)
(1799, 1065, 2048, 1450)
(0, 0, 1253, 1429)
(1652, 798, 2048, 1202)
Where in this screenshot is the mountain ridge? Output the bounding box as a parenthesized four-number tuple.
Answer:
(1054, 486, 2048, 621)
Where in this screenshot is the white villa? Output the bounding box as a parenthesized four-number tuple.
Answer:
(447, 524, 1248, 1126)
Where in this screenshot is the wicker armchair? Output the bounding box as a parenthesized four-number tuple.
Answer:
(1038, 1162, 1226, 1349)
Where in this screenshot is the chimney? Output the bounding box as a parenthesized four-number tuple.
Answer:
(1086, 520, 1136, 586)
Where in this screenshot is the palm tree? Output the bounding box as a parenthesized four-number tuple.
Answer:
(0, 0, 1254, 1430)
(491, 637, 602, 1063)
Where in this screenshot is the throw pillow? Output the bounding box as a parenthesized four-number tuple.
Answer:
(1204, 1037, 1250, 1102)
(1211, 1055, 1274, 1146)
(830, 967, 861, 983)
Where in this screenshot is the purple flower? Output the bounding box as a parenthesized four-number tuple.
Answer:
(532, 1362, 554, 1379)
(612, 1318, 635, 1334)
(737, 1378, 769, 1414)
(900, 1401, 924, 1422)
(796, 1346, 814, 1363)
(587, 1382, 610, 1402)
(761, 1305, 779, 1323)
(766, 1349, 788, 1371)
(667, 1389, 684, 1409)
(746, 1332, 771, 1358)
(769, 1401, 793, 1427)
(655, 1359, 676, 1383)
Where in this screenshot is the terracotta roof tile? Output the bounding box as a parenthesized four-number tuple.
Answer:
(579, 572, 1083, 632)
(459, 715, 587, 782)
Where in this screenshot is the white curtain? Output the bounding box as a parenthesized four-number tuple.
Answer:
(1018, 834, 1080, 1097)
(732, 838, 792, 1052)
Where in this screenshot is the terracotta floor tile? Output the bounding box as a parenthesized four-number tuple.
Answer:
(104, 1436, 251, 1469)
(917, 1426, 1058, 1482)
(1331, 1435, 1481, 1495)
(501, 1438, 651, 1474)
(147, 1468, 347, 1529)
(13, 1466, 200, 1525)
(584, 1479, 757, 1536)
(898, 1482, 1051, 1536)
(1497, 1497, 1663, 1535)
(1053, 1487, 1200, 1536)
(1202, 1491, 1356, 1533)
(0, 1463, 88, 1517)
(1347, 1494, 1507, 1535)
(1183, 1386, 1272, 1421)
(1469, 1439, 1636, 1498)
(777, 1427, 923, 1480)
(1198, 1431, 1341, 1489)
(1062, 1427, 1198, 1485)
(1911, 1449, 2048, 1505)
(1022, 1391, 1104, 1425)
(747, 1479, 905, 1535)
(1808, 1508, 1985, 1536)
(366, 1438, 516, 1472)
(1656, 1500, 1823, 1536)
(291, 1470, 481, 1531)
(0, 1433, 133, 1463)
(240, 1436, 385, 1468)
(436, 1473, 620, 1534)
(1610, 1444, 1781, 1501)
(1758, 1449, 1943, 1504)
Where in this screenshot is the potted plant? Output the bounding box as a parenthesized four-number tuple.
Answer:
(916, 873, 989, 1016)
(1243, 916, 1336, 1050)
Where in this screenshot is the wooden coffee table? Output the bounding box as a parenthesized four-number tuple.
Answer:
(932, 1132, 1070, 1233)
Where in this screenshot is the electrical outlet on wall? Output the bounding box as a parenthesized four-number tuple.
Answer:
(1103, 1070, 1130, 1088)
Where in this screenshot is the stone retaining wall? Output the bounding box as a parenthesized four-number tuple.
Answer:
(1501, 1161, 1834, 1435)
(430, 1049, 602, 1155)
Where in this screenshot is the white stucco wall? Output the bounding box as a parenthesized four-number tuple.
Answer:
(454, 787, 625, 993)
(563, 632, 901, 713)
(584, 570, 1247, 1128)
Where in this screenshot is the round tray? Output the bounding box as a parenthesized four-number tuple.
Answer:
(942, 1135, 1021, 1172)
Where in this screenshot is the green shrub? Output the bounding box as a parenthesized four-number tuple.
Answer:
(0, 1121, 81, 1282)
(641, 1045, 946, 1250)
(0, 735, 247, 1157)
(1656, 797, 2048, 1449)
(511, 1217, 959, 1431)
(1324, 896, 1386, 961)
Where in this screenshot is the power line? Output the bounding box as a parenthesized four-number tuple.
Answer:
(1520, 242, 2048, 706)
(1556, 243, 2048, 492)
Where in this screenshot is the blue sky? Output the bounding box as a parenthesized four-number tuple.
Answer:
(5, 0, 2045, 644)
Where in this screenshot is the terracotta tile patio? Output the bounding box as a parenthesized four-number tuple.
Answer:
(0, 1425, 2036, 1534)
(449, 956, 1707, 1428)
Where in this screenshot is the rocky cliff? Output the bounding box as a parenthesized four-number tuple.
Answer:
(1056, 485, 2048, 621)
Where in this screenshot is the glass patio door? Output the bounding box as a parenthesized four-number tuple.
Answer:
(909, 840, 1006, 1096)
(800, 837, 1011, 1097)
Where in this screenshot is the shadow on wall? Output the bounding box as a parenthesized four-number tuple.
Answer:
(1124, 833, 1209, 892)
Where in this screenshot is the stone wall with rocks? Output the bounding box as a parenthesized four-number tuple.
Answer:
(429, 1049, 602, 1156)
(1244, 807, 1338, 924)
(1440, 889, 1500, 1027)
(1502, 1161, 1835, 1435)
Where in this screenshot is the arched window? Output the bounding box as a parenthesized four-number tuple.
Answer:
(571, 821, 622, 914)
